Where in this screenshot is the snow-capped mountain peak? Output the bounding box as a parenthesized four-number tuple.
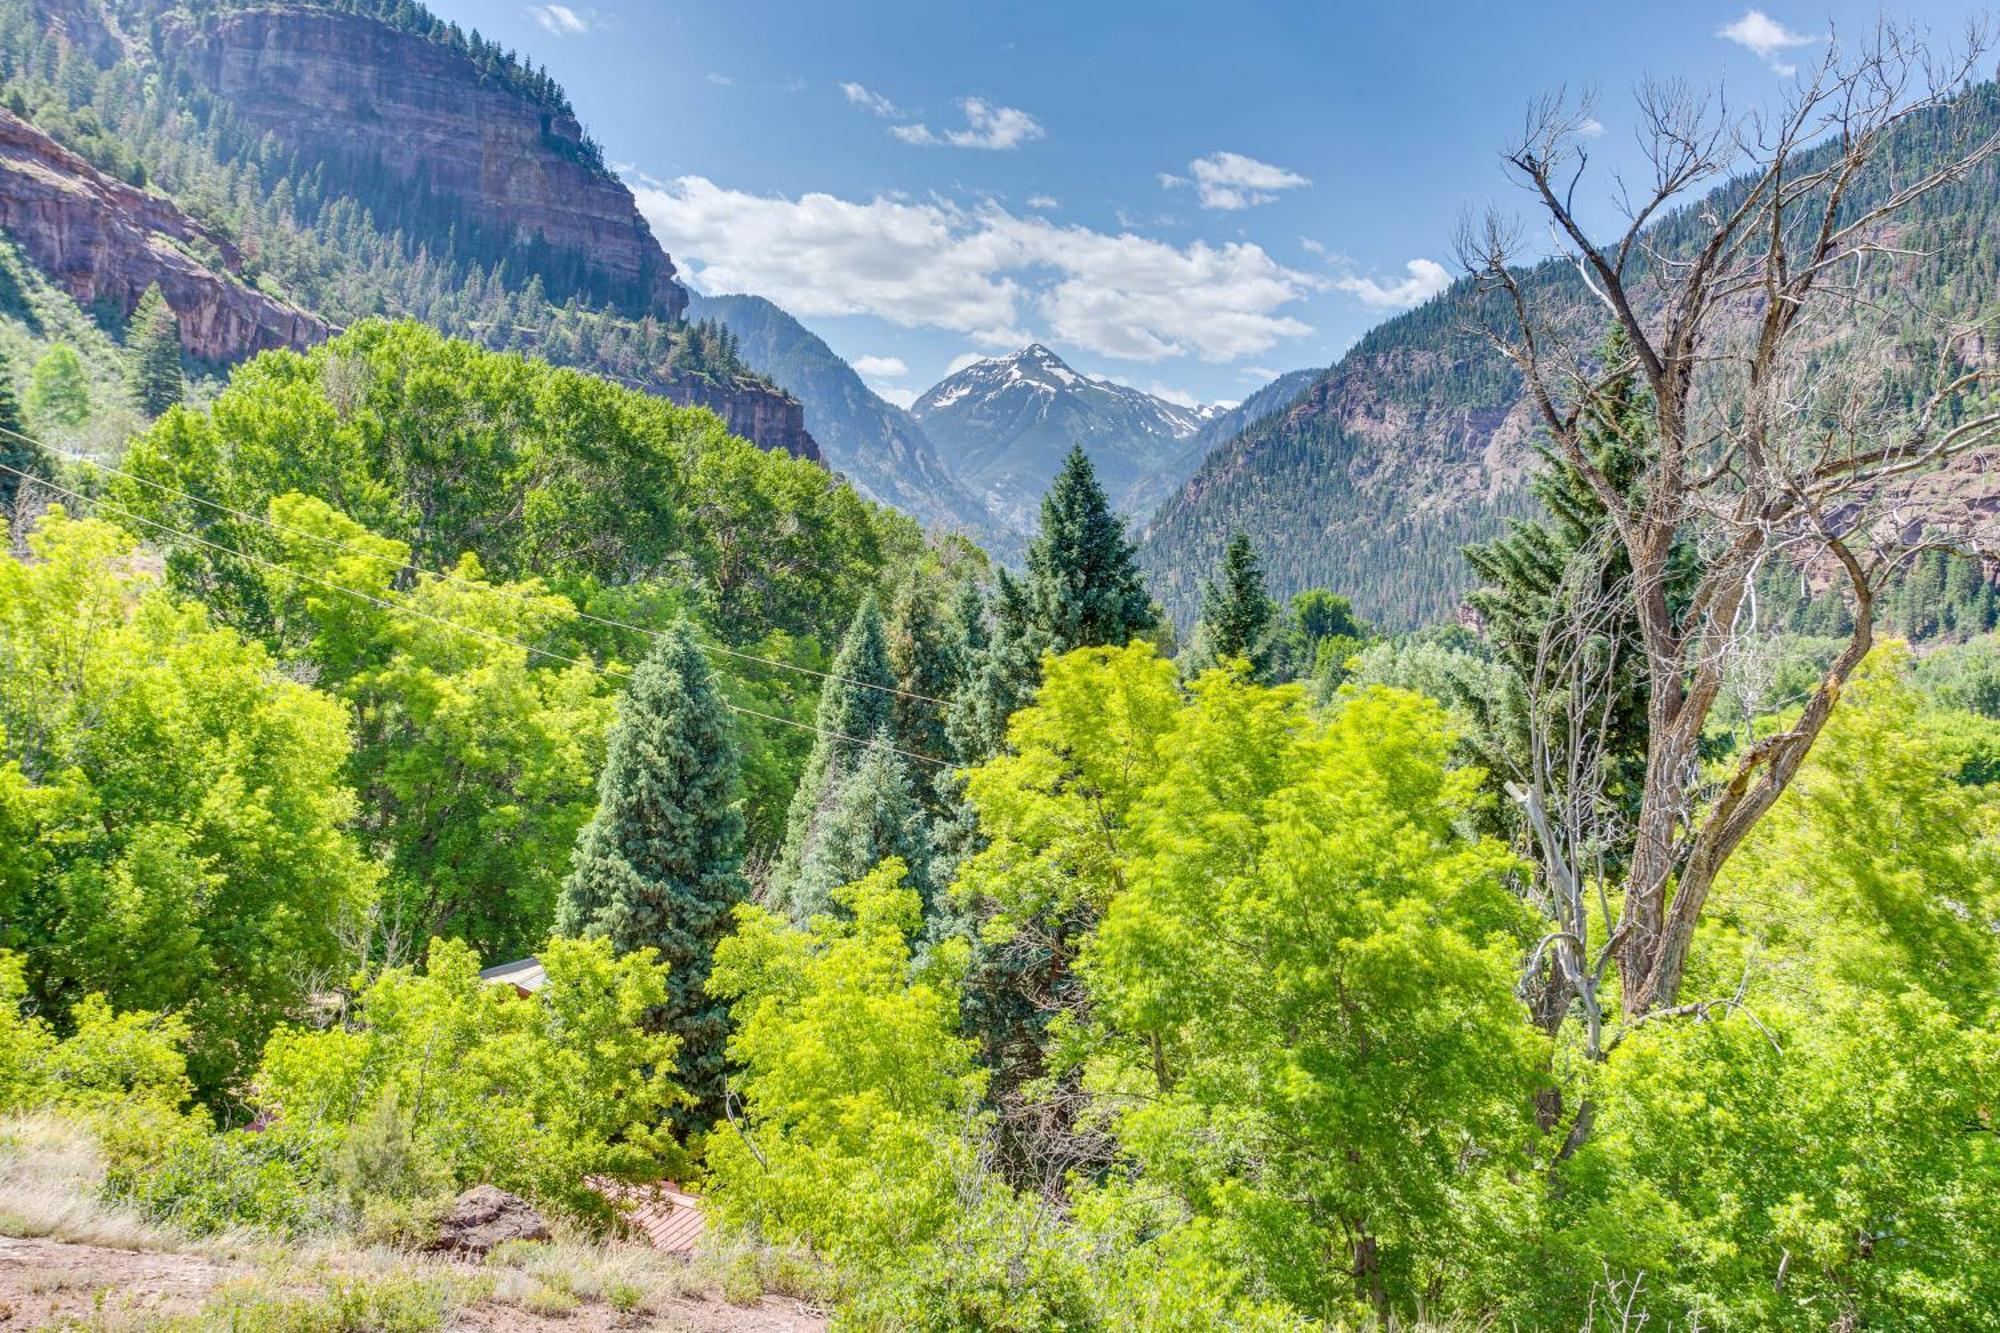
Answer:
(910, 344, 1219, 531)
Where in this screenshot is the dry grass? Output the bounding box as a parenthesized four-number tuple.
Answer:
(0, 1113, 174, 1252)
(0, 1112, 831, 1331)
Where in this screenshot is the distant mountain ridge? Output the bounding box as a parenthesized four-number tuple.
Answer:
(684, 293, 994, 539)
(911, 344, 1219, 532)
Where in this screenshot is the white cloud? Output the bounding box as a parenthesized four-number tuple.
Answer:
(853, 355, 910, 379)
(1718, 10, 1817, 74)
(1578, 116, 1606, 137)
(875, 387, 919, 409)
(633, 177, 1317, 363)
(1333, 258, 1453, 309)
(893, 98, 1045, 150)
(1238, 365, 1278, 383)
(945, 351, 990, 375)
(528, 4, 589, 36)
(841, 82, 901, 117)
(1163, 151, 1310, 211)
(707, 72, 733, 87)
(1026, 194, 1060, 210)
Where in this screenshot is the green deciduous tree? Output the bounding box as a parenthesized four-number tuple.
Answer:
(0, 511, 379, 1095)
(1025, 445, 1155, 654)
(25, 344, 91, 432)
(252, 935, 683, 1220)
(1077, 679, 1538, 1319)
(558, 620, 748, 1115)
(126, 285, 184, 418)
(257, 494, 612, 963)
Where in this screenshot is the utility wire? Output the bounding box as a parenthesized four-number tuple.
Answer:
(0, 425, 953, 709)
(0, 461, 953, 769)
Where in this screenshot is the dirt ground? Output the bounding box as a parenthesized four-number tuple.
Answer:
(0, 1235, 827, 1331)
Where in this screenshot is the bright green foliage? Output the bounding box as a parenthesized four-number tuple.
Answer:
(0, 511, 378, 1094)
(558, 620, 747, 1117)
(793, 735, 933, 922)
(772, 595, 895, 917)
(126, 284, 184, 417)
(1078, 678, 1538, 1319)
(24, 343, 90, 432)
(1285, 587, 1371, 691)
(0, 951, 196, 1116)
(114, 320, 915, 643)
(954, 644, 1183, 1155)
(1024, 445, 1155, 654)
(0, 346, 44, 517)
(258, 494, 612, 961)
(1551, 992, 2000, 1327)
(1187, 532, 1279, 681)
(1703, 650, 2000, 1020)
(253, 935, 683, 1220)
(704, 861, 986, 1270)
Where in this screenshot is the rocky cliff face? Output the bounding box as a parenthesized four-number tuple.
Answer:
(167, 4, 685, 321)
(660, 376, 818, 463)
(0, 108, 326, 359)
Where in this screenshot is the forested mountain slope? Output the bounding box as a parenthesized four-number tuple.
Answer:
(1141, 82, 2000, 630)
(0, 0, 816, 455)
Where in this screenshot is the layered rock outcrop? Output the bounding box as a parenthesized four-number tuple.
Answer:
(0, 109, 326, 360)
(168, 4, 685, 321)
(662, 376, 818, 463)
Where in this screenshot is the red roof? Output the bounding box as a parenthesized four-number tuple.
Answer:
(587, 1177, 707, 1255)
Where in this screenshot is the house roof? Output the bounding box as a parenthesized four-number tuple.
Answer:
(477, 956, 547, 995)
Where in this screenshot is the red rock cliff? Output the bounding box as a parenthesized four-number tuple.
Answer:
(0, 108, 327, 360)
(168, 4, 686, 321)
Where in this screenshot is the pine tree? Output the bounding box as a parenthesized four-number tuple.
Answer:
(772, 595, 896, 915)
(1463, 326, 1669, 828)
(127, 285, 185, 418)
(790, 728, 933, 921)
(886, 574, 956, 778)
(0, 353, 47, 521)
(1191, 533, 1279, 681)
(1025, 445, 1155, 654)
(948, 571, 1039, 767)
(557, 620, 748, 1118)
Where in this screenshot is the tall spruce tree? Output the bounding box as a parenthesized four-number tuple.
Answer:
(1190, 533, 1280, 681)
(0, 353, 47, 522)
(791, 728, 933, 921)
(948, 570, 1039, 767)
(1025, 445, 1155, 654)
(557, 620, 747, 1117)
(1463, 326, 1669, 838)
(127, 285, 185, 418)
(772, 595, 896, 916)
(886, 574, 956, 776)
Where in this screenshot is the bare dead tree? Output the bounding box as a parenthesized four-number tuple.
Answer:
(1458, 20, 2000, 1024)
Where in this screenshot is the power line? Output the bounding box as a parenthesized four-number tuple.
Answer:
(0, 461, 954, 769)
(0, 425, 954, 709)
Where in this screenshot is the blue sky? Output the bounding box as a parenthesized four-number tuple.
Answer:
(424, 2, 1987, 406)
